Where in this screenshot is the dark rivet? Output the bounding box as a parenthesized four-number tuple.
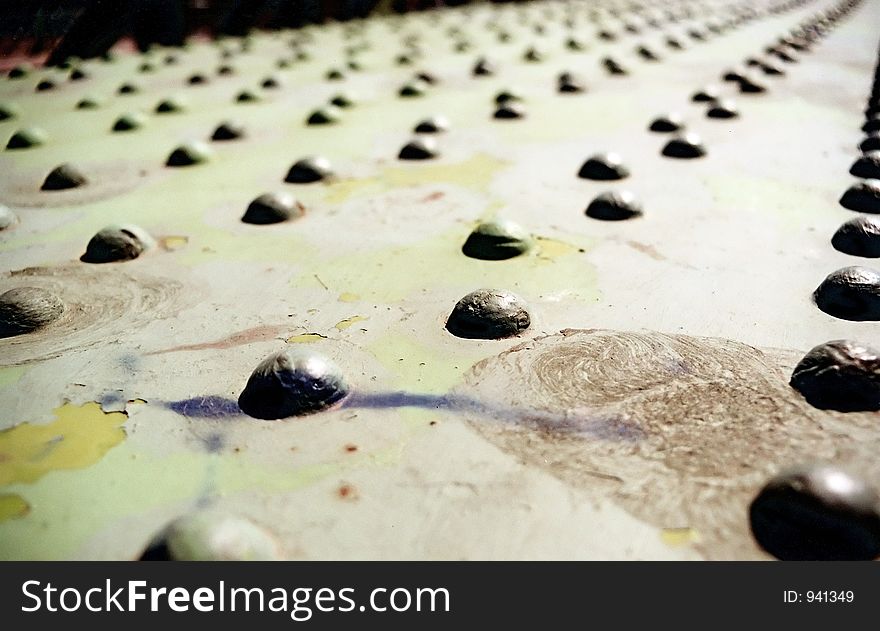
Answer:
(238, 349, 349, 419)
(260, 75, 281, 89)
(164, 54, 178, 66)
(217, 64, 235, 76)
(166, 141, 212, 167)
(791, 340, 880, 411)
(399, 80, 427, 97)
(112, 112, 147, 133)
(737, 74, 768, 93)
(601, 57, 628, 75)
(557, 72, 585, 93)
(36, 79, 56, 92)
(578, 152, 629, 180)
(0, 205, 17, 231)
(707, 98, 739, 119)
(69, 68, 88, 81)
(414, 71, 438, 85)
(832, 216, 880, 257)
(285, 156, 333, 184)
(566, 36, 586, 51)
(523, 46, 544, 62)
(850, 152, 880, 179)
(760, 61, 785, 76)
(329, 92, 356, 108)
(139, 512, 280, 561)
(446, 289, 531, 340)
(462, 219, 533, 260)
(209, 119, 244, 142)
(0, 287, 64, 337)
(454, 40, 472, 53)
(665, 36, 685, 50)
(597, 29, 617, 41)
(187, 73, 208, 85)
(414, 115, 449, 134)
(493, 102, 526, 119)
(495, 89, 524, 105)
(155, 97, 187, 114)
(7, 65, 29, 79)
(399, 137, 439, 160)
(5, 127, 47, 150)
(76, 96, 101, 110)
(237, 89, 263, 103)
(276, 57, 292, 69)
(860, 134, 880, 153)
(472, 57, 496, 77)
(585, 190, 643, 221)
(750, 464, 880, 560)
(82, 224, 151, 263)
(814, 266, 880, 320)
(864, 118, 880, 134)
(636, 45, 661, 61)
(41, 163, 87, 191)
(661, 132, 706, 158)
(722, 67, 748, 82)
(306, 106, 341, 125)
(139, 62, 155, 73)
(117, 82, 140, 95)
(242, 192, 304, 225)
(692, 86, 720, 102)
(0, 102, 19, 121)
(840, 180, 880, 213)
(396, 54, 414, 66)
(326, 68, 345, 81)
(649, 113, 684, 132)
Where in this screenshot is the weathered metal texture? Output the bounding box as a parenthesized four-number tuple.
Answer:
(1, 0, 880, 560)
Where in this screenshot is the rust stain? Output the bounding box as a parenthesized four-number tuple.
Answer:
(147, 324, 288, 355)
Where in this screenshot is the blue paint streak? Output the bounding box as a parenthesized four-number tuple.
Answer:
(165, 395, 243, 418)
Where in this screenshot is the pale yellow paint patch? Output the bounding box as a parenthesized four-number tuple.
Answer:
(661, 528, 701, 547)
(323, 153, 509, 204)
(0, 494, 30, 522)
(337, 292, 360, 303)
(160, 235, 189, 251)
(0, 402, 127, 487)
(335, 315, 368, 331)
(287, 333, 328, 343)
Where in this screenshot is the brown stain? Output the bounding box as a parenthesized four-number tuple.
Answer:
(420, 191, 445, 202)
(337, 483, 358, 500)
(147, 324, 288, 355)
(456, 329, 880, 560)
(625, 240, 666, 261)
(344, 444, 358, 453)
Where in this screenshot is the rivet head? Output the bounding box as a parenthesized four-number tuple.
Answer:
(472, 57, 496, 77)
(117, 82, 140, 95)
(790, 340, 880, 411)
(814, 266, 880, 320)
(155, 97, 187, 114)
(707, 98, 739, 119)
(82, 224, 152, 263)
(585, 190, 643, 220)
(661, 132, 706, 158)
(0, 102, 19, 121)
(691, 85, 720, 102)
(306, 106, 341, 125)
(76, 96, 101, 110)
(187, 73, 208, 85)
(399, 79, 428, 97)
(398, 137, 439, 160)
(242, 192, 304, 225)
(211, 120, 245, 141)
(5, 126, 48, 150)
(649, 113, 684, 132)
(36, 79, 56, 92)
(832, 216, 880, 257)
(0, 205, 17, 231)
(414, 115, 449, 134)
(140, 512, 280, 561)
(737, 74, 768, 93)
(166, 141, 212, 167)
(850, 152, 880, 179)
(446, 289, 531, 339)
(601, 57, 628, 75)
(41, 163, 88, 191)
(329, 92, 356, 108)
(112, 112, 147, 133)
(493, 102, 526, 119)
(260, 75, 281, 89)
(238, 349, 349, 419)
(462, 219, 533, 260)
(285, 156, 333, 184)
(578, 152, 629, 180)
(235, 89, 261, 103)
(557, 72, 586, 93)
(859, 134, 880, 153)
(749, 464, 880, 560)
(0, 287, 64, 337)
(839, 180, 880, 213)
